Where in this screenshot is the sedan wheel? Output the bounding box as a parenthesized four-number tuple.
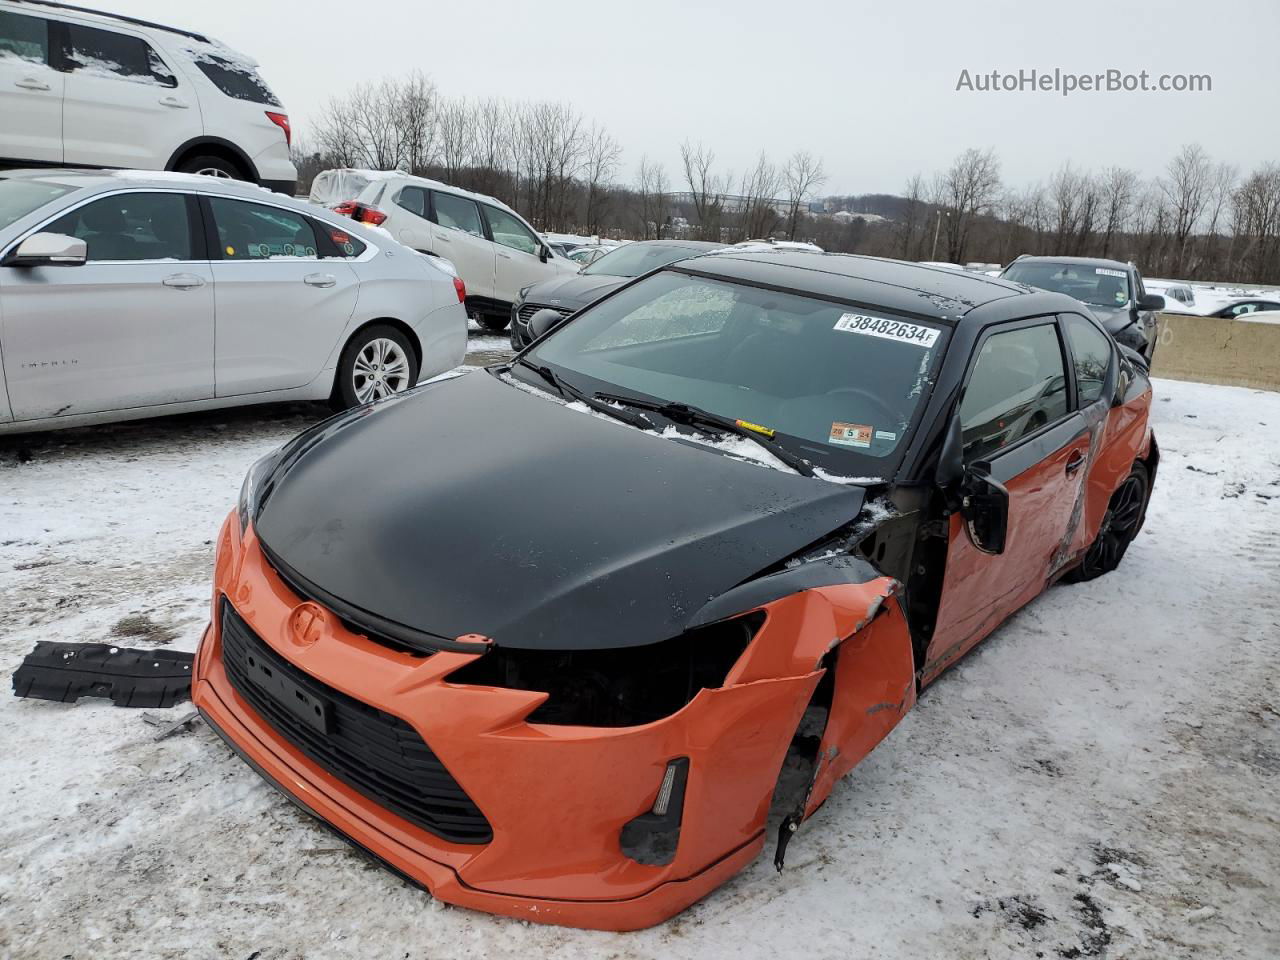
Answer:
(1066, 461, 1150, 582)
(333, 324, 420, 410)
(353, 338, 413, 403)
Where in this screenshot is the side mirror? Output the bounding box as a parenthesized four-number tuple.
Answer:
(528, 307, 567, 340)
(961, 465, 1009, 554)
(3, 232, 87, 267)
(538, 245, 550, 263)
(1137, 293, 1165, 312)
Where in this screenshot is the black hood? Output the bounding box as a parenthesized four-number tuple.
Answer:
(1089, 304, 1135, 334)
(255, 372, 865, 651)
(522, 272, 627, 310)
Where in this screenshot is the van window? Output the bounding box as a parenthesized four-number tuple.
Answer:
(184, 48, 280, 106)
(64, 23, 177, 87)
(0, 11, 49, 65)
(482, 205, 539, 255)
(46, 193, 192, 262)
(432, 192, 485, 238)
(959, 324, 1068, 461)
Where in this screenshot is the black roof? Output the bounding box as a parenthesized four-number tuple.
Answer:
(1010, 255, 1133, 272)
(679, 251, 1035, 323)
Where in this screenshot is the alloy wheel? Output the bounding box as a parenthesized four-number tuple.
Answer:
(352, 338, 412, 403)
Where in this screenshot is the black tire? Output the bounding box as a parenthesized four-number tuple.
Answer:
(175, 154, 247, 181)
(332, 324, 419, 411)
(1065, 461, 1150, 582)
(476, 313, 510, 333)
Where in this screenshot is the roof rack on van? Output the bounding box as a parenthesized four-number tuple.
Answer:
(12, 0, 212, 44)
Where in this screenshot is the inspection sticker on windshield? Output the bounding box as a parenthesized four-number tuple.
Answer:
(830, 422, 873, 448)
(834, 313, 939, 348)
(1096, 268, 1126, 278)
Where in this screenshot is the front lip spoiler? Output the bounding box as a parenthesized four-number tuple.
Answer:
(198, 695, 767, 928)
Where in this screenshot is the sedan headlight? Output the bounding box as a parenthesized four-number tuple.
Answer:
(237, 448, 285, 535)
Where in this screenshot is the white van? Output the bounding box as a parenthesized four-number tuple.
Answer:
(312, 170, 578, 331)
(0, 1, 296, 192)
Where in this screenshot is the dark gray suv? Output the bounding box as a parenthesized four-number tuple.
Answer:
(1000, 256, 1165, 362)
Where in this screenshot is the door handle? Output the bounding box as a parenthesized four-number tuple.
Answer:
(435, 234, 452, 243)
(1065, 450, 1086, 475)
(158, 95, 189, 108)
(497, 252, 512, 260)
(162, 273, 205, 289)
(15, 78, 51, 91)
(304, 273, 337, 288)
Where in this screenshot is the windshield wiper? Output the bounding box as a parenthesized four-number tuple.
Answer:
(594, 392, 816, 477)
(511, 357, 650, 429)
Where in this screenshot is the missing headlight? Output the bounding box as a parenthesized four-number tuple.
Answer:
(446, 614, 762, 727)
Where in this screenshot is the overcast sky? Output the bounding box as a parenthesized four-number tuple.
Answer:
(108, 0, 1280, 195)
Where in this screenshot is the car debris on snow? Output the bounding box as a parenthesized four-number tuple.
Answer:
(11, 642, 193, 708)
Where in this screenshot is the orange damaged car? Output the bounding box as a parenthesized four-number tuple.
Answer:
(194, 252, 1158, 930)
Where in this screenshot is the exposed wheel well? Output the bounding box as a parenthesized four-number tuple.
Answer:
(167, 140, 256, 181)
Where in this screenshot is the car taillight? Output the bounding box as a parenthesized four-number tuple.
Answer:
(331, 201, 386, 226)
(265, 111, 291, 146)
(453, 275, 466, 303)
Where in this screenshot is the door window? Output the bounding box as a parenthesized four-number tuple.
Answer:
(0, 11, 49, 64)
(209, 198, 318, 261)
(959, 324, 1068, 461)
(395, 187, 427, 218)
(45, 192, 192, 262)
(1062, 314, 1112, 406)
(431, 192, 484, 238)
(63, 23, 176, 87)
(482, 205, 539, 255)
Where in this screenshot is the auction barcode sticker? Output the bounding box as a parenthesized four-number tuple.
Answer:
(834, 313, 940, 348)
(1096, 268, 1126, 278)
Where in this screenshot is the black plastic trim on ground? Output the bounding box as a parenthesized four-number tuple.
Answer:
(11, 642, 193, 708)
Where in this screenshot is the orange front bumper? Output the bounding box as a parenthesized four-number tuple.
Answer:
(194, 511, 890, 930)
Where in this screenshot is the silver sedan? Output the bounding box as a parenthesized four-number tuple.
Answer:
(0, 170, 467, 434)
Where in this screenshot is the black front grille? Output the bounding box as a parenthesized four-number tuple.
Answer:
(516, 302, 572, 325)
(219, 598, 492, 844)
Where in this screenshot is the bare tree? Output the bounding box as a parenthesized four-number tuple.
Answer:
(937, 147, 1001, 264)
(783, 150, 826, 240)
(1100, 166, 1139, 258)
(1232, 163, 1280, 283)
(396, 71, 438, 175)
(436, 97, 475, 181)
(680, 140, 727, 240)
(635, 155, 670, 239)
(896, 174, 926, 259)
(737, 152, 783, 240)
(582, 124, 622, 234)
(1161, 144, 1214, 275)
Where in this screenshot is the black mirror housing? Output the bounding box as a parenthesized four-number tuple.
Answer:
(539, 245, 550, 263)
(962, 467, 1009, 555)
(1137, 293, 1165, 312)
(528, 308, 567, 341)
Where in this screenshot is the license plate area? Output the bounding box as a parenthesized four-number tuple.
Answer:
(244, 652, 332, 734)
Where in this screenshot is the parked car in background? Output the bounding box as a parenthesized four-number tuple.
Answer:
(1158, 283, 1196, 307)
(0, 169, 465, 433)
(510, 239, 722, 348)
(313, 169, 578, 331)
(200, 252, 1156, 930)
(567, 244, 615, 266)
(0, 1, 295, 192)
(1000, 255, 1164, 361)
(1208, 297, 1280, 318)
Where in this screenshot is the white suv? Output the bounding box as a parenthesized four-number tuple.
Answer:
(312, 170, 578, 331)
(0, 1, 296, 192)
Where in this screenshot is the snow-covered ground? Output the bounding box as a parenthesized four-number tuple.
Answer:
(1, 368, 1277, 959)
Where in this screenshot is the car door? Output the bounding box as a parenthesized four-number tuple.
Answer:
(0, 9, 64, 163)
(428, 190, 495, 300)
(58, 20, 201, 170)
(922, 318, 1092, 684)
(481, 203, 554, 302)
(0, 190, 214, 420)
(205, 195, 359, 396)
